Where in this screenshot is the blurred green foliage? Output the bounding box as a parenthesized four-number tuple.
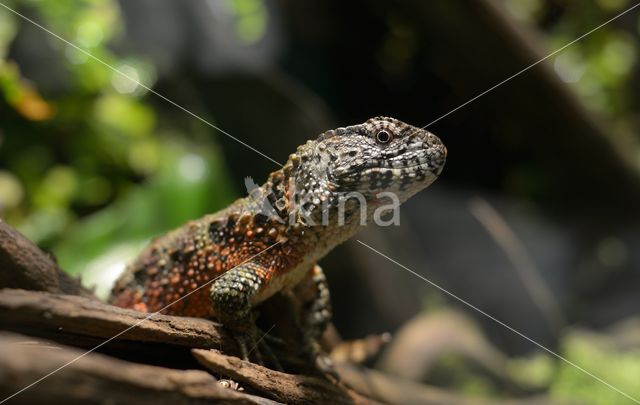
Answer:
(503, 0, 640, 163)
(423, 326, 640, 403)
(515, 330, 640, 404)
(550, 331, 640, 404)
(0, 0, 236, 297)
(229, 0, 269, 44)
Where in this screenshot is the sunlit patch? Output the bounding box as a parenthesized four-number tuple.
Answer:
(0, 170, 24, 211)
(76, 20, 104, 48)
(178, 153, 207, 182)
(82, 243, 143, 300)
(554, 51, 586, 83)
(111, 64, 141, 94)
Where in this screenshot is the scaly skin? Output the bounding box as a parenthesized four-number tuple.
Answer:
(110, 116, 447, 368)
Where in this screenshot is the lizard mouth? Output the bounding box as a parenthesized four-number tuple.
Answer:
(386, 147, 446, 174)
(363, 163, 440, 179)
(361, 145, 447, 192)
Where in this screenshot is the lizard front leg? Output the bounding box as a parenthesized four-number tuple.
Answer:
(210, 261, 281, 368)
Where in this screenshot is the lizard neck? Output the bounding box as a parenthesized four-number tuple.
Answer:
(241, 138, 366, 261)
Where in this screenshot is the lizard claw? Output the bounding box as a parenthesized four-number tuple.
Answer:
(231, 326, 284, 371)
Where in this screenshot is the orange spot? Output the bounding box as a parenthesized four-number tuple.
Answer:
(14, 86, 56, 121)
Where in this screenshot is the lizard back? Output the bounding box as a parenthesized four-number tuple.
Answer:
(110, 203, 300, 317)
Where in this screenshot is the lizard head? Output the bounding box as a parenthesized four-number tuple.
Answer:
(278, 117, 446, 228)
(318, 116, 446, 202)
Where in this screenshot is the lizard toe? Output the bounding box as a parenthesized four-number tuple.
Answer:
(229, 325, 284, 371)
(258, 339, 283, 371)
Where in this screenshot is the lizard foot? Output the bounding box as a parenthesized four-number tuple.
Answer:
(232, 326, 284, 371)
(304, 339, 339, 380)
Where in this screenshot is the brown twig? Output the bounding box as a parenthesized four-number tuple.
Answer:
(192, 348, 376, 404)
(0, 332, 280, 405)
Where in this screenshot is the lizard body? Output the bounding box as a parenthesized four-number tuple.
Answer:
(110, 116, 446, 366)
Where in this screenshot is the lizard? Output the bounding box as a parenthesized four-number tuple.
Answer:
(109, 116, 447, 370)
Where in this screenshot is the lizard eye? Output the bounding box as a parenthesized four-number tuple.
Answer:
(376, 130, 392, 144)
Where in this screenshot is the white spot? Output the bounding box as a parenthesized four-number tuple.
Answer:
(554, 52, 586, 83)
(178, 154, 207, 182)
(112, 64, 141, 94)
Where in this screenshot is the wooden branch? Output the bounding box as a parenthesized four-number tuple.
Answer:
(192, 349, 376, 404)
(0, 288, 238, 354)
(0, 289, 378, 403)
(0, 332, 281, 405)
(0, 220, 93, 297)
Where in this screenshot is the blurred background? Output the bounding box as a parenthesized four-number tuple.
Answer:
(1, 0, 640, 403)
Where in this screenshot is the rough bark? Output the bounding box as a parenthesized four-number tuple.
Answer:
(193, 349, 372, 404)
(0, 219, 93, 297)
(0, 288, 238, 355)
(0, 332, 280, 405)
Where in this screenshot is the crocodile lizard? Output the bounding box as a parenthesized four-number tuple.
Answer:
(110, 116, 447, 368)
